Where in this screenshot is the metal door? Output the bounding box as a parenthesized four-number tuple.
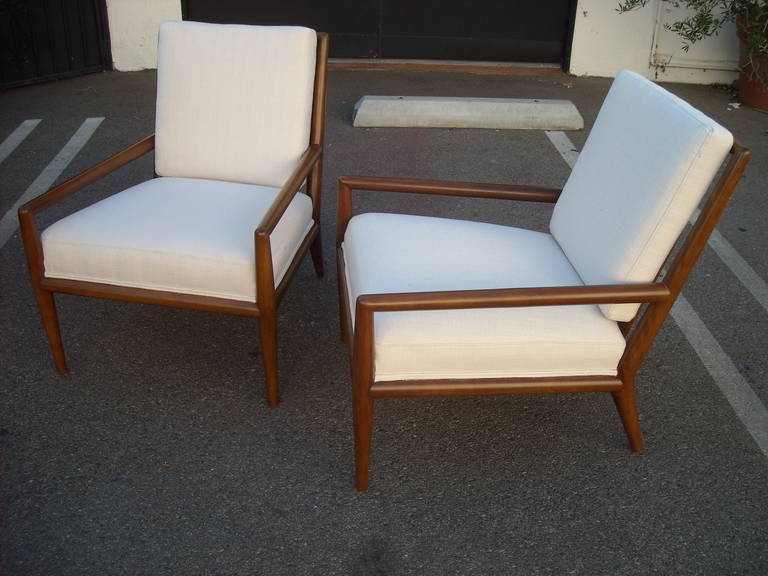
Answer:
(1, 0, 111, 88)
(184, 0, 575, 64)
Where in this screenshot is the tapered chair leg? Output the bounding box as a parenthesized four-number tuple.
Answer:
(34, 288, 68, 374)
(259, 312, 280, 407)
(612, 385, 644, 452)
(353, 386, 374, 491)
(310, 231, 324, 278)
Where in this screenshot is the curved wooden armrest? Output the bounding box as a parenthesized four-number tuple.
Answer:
(256, 144, 322, 236)
(336, 175, 561, 246)
(355, 282, 670, 315)
(18, 135, 155, 216)
(338, 175, 561, 202)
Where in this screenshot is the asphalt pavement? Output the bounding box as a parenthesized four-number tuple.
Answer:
(1, 67, 767, 575)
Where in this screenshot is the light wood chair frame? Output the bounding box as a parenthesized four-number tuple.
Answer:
(18, 33, 329, 407)
(337, 141, 751, 491)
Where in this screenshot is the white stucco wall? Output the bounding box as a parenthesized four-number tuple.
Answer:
(106, 0, 181, 71)
(570, 0, 739, 84)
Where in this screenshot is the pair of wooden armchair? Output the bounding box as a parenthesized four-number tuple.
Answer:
(19, 23, 751, 491)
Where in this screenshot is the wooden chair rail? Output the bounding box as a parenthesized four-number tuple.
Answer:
(256, 143, 323, 235)
(355, 282, 671, 314)
(338, 175, 562, 201)
(274, 224, 320, 303)
(370, 376, 623, 397)
(337, 175, 562, 246)
(40, 278, 260, 317)
(310, 33, 329, 149)
(18, 134, 156, 216)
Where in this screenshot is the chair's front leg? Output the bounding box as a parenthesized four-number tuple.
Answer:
(353, 375, 374, 492)
(34, 287, 68, 374)
(352, 300, 376, 491)
(19, 209, 68, 373)
(255, 232, 280, 406)
(259, 311, 280, 407)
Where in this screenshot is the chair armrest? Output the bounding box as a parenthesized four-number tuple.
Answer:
(336, 175, 562, 246)
(18, 135, 155, 216)
(255, 144, 322, 236)
(349, 281, 671, 374)
(17, 134, 155, 287)
(356, 283, 670, 314)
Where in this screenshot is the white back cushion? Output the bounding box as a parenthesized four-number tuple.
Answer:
(155, 21, 317, 187)
(550, 70, 732, 322)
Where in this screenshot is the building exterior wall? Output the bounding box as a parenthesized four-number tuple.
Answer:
(570, 0, 738, 85)
(104, 0, 739, 86)
(106, 0, 181, 71)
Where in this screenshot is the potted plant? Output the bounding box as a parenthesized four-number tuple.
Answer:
(618, 0, 768, 111)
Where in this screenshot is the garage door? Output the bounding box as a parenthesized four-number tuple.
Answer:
(183, 0, 576, 65)
(0, 0, 111, 88)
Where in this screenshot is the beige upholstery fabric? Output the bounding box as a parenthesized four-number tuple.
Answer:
(550, 70, 733, 322)
(343, 213, 626, 382)
(42, 178, 314, 302)
(155, 21, 317, 187)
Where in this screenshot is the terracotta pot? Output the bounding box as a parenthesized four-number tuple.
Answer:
(737, 19, 768, 111)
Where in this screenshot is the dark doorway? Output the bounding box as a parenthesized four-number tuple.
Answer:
(183, 0, 575, 65)
(1, 0, 111, 88)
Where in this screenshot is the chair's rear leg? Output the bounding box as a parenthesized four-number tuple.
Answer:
(612, 384, 644, 452)
(34, 288, 68, 374)
(338, 284, 349, 345)
(310, 231, 324, 278)
(259, 312, 280, 407)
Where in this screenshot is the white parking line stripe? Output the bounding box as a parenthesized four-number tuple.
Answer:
(0, 117, 104, 250)
(546, 130, 768, 457)
(672, 296, 768, 457)
(545, 130, 579, 169)
(0, 119, 42, 166)
(692, 208, 768, 314)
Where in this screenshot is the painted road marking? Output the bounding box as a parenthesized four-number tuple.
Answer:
(0, 117, 104, 250)
(692, 208, 768, 315)
(0, 119, 41, 166)
(672, 296, 768, 457)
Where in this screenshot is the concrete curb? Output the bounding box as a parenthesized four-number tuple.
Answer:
(352, 95, 584, 130)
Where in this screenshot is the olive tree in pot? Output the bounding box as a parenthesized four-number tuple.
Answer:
(619, 0, 768, 111)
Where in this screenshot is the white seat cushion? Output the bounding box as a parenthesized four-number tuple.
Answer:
(343, 213, 626, 382)
(42, 177, 313, 302)
(550, 70, 733, 322)
(155, 21, 317, 187)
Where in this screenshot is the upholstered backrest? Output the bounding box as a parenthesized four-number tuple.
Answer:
(550, 70, 733, 322)
(154, 21, 317, 187)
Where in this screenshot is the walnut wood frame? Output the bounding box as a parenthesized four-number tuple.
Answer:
(18, 32, 329, 407)
(337, 142, 751, 491)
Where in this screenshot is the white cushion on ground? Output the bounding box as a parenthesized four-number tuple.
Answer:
(42, 177, 313, 302)
(155, 21, 317, 187)
(343, 213, 626, 382)
(550, 70, 733, 322)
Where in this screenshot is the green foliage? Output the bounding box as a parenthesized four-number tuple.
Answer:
(617, 1, 768, 84)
